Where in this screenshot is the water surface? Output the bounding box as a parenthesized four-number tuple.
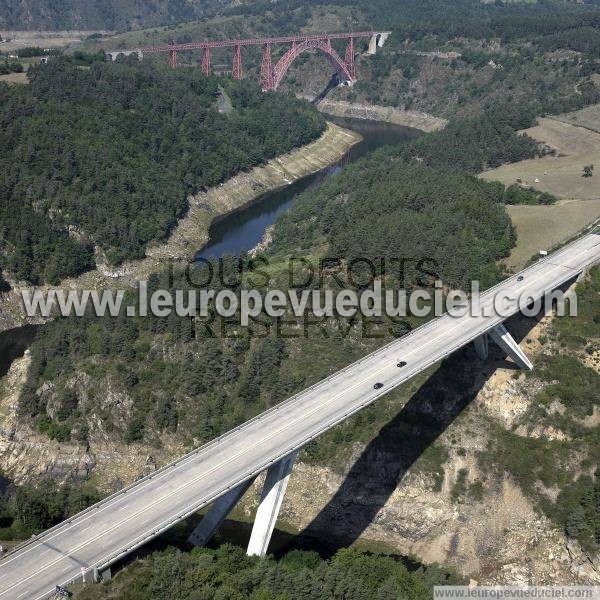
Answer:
(196, 116, 422, 260)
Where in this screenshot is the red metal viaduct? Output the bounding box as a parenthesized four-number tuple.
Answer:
(107, 31, 390, 91)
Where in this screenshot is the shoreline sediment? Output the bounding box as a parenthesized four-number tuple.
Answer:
(314, 98, 447, 132)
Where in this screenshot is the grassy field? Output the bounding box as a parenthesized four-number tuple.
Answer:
(0, 72, 27, 84)
(552, 103, 600, 134)
(506, 199, 600, 269)
(481, 116, 600, 201)
(0, 30, 109, 53)
(481, 106, 600, 268)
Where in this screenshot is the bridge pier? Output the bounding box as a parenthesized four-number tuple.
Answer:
(130, 32, 377, 90)
(188, 477, 256, 547)
(474, 333, 489, 360)
(247, 451, 297, 557)
(344, 37, 356, 80)
(473, 324, 532, 370)
(187, 451, 298, 556)
(106, 49, 143, 62)
(489, 323, 533, 370)
(202, 47, 211, 76)
(233, 44, 242, 79)
(367, 32, 391, 55)
(261, 43, 274, 91)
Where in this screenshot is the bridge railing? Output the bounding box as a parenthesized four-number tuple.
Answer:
(142, 32, 375, 53)
(34, 240, 591, 584)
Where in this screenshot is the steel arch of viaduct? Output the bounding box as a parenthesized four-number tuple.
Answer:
(270, 38, 353, 90)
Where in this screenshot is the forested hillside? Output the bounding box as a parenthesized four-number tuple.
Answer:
(18, 130, 530, 449)
(0, 58, 325, 284)
(394, 101, 542, 173)
(14, 58, 553, 449)
(332, 1, 600, 117)
(271, 153, 517, 289)
(5, 0, 600, 33)
(73, 0, 600, 122)
(75, 545, 463, 600)
(270, 100, 550, 287)
(0, 0, 234, 31)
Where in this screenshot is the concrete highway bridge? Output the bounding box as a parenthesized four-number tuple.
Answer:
(107, 31, 391, 90)
(1, 232, 599, 599)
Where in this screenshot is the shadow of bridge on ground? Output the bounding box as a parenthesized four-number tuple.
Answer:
(287, 311, 545, 552)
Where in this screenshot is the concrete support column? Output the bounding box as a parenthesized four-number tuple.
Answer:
(473, 334, 489, 360)
(188, 477, 256, 547)
(377, 32, 391, 47)
(367, 34, 378, 54)
(489, 323, 533, 370)
(93, 566, 111, 583)
(247, 451, 297, 557)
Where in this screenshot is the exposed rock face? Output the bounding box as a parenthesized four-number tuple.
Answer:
(0, 354, 93, 482)
(0, 354, 179, 493)
(315, 98, 448, 132)
(273, 460, 599, 585)
(236, 310, 599, 584)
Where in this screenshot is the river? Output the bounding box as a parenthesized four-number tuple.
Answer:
(195, 116, 422, 260)
(0, 117, 425, 557)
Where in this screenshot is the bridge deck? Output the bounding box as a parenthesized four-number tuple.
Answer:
(142, 32, 376, 53)
(1, 232, 599, 600)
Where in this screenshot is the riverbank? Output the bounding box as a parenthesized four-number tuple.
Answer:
(315, 98, 447, 132)
(147, 122, 360, 263)
(0, 122, 361, 333)
(196, 115, 421, 259)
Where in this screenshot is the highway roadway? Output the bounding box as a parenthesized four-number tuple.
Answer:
(1, 231, 599, 600)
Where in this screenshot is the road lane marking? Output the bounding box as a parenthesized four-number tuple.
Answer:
(0, 254, 591, 598)
(3, 239, 597, 579)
